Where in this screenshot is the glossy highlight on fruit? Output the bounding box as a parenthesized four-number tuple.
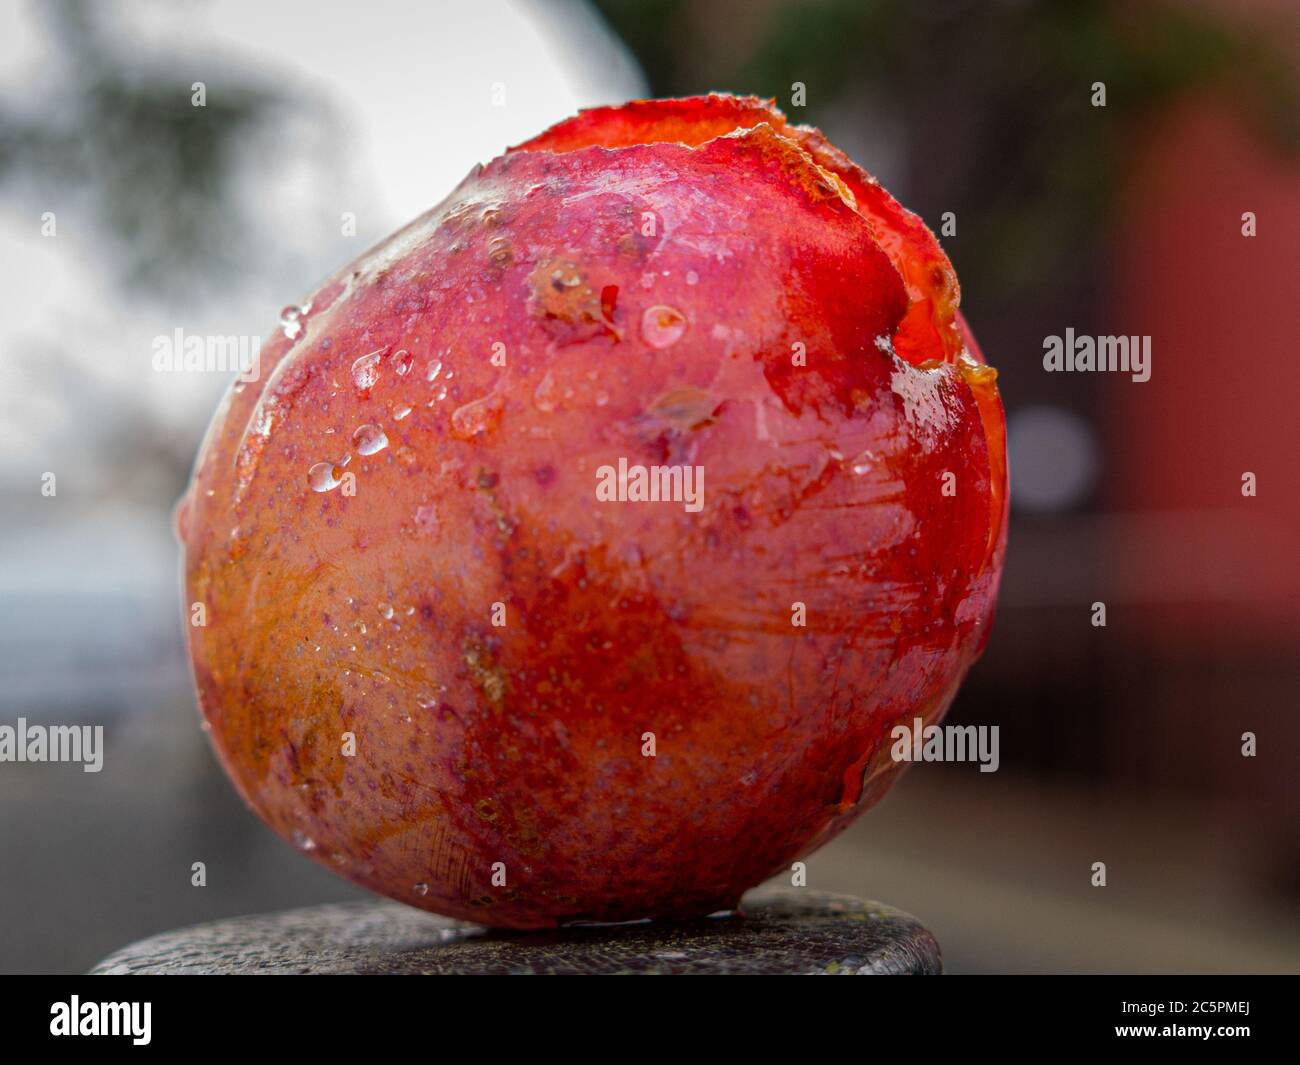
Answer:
(178, 94, 1008, 927)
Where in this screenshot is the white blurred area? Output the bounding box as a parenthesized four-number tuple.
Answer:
(0, 0, 645, 717)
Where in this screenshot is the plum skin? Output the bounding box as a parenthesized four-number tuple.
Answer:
(178, 95, 1007, 927)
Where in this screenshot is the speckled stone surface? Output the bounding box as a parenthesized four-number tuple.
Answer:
(90, 888, 941, 974)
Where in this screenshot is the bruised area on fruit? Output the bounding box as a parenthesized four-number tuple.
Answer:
(178, 94, 1007, 927)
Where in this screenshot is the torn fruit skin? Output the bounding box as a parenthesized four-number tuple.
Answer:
(178, 94, 1008, 927)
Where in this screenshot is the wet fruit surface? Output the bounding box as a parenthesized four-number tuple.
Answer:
(179, 94, 1007, 927)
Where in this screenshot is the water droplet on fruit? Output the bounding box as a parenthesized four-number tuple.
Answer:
(533, 370, 558, 412)
(426, 359, 442, 382)
(351, 423, 388, 456)
(413, 882, 430, 896)
(450, 394, 503, 439)
(308, 461, 344, 492)
(292, 830, 317, 852)
(851, 450, 876, 475)
(280, 305, 304, 339)
(641, 305, 687, 348)
(394, 405, 412, 420)
(351, 348, 384, 390)
(378, 602, 394, 620)
(392, 348, 413, 376)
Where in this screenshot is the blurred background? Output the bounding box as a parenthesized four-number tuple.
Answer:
(1, 0, 1297, 974)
